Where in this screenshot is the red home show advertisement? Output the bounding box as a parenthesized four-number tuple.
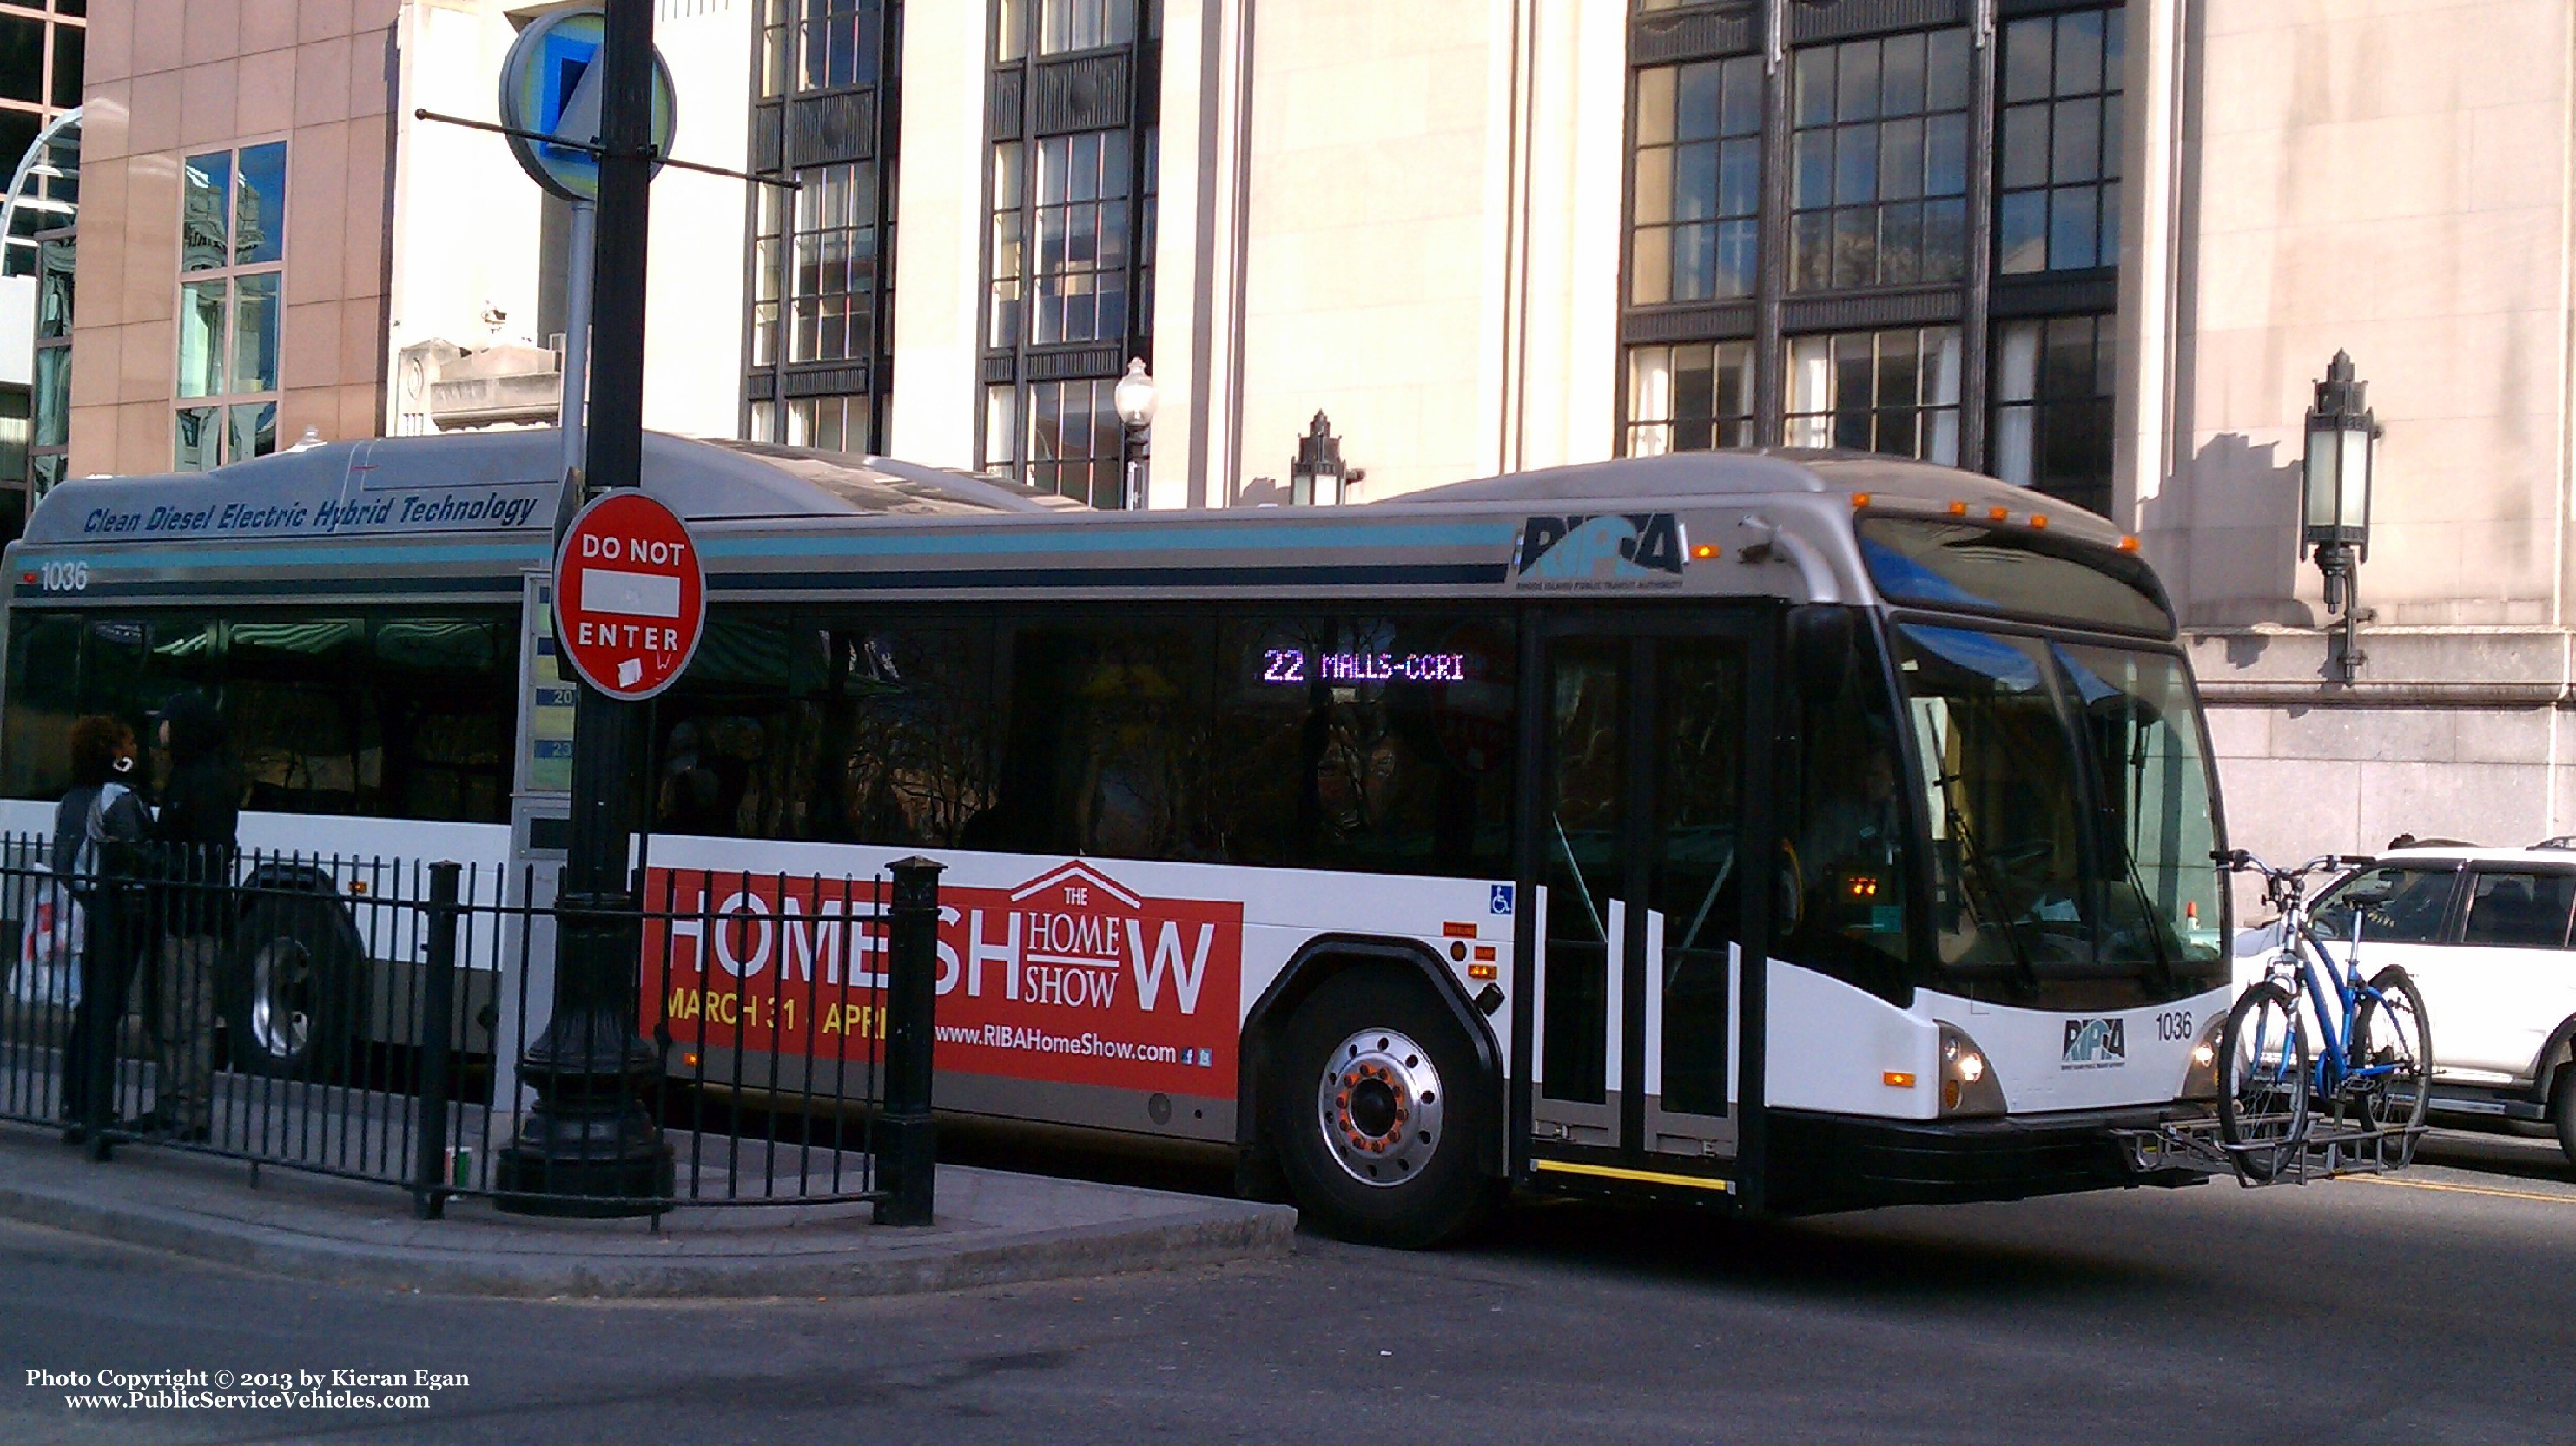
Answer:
(639, 860, 1245, 1099)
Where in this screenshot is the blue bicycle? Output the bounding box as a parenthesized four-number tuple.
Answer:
(2216, 850, 2433, 1183)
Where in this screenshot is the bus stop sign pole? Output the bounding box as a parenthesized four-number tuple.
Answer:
(495, 0, 674, 1215)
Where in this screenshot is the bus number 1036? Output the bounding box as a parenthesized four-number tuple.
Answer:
(36, 561, 88, 593)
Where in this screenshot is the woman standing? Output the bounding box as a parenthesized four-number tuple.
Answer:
(56, 715, 151, 1146)
(145, 692, 237, 1143)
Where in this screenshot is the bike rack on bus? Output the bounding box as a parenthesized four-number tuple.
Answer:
(2113, 1107, 2427, 1188)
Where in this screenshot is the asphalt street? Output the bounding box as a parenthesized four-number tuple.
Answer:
(2, 1127, 2572, 1446)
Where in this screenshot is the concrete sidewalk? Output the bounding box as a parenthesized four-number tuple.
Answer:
(0, 1123, 1296, 1299)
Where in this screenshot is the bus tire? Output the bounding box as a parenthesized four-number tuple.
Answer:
(224, 895, 364, 1080)
(1268, 967, 1496, 1249)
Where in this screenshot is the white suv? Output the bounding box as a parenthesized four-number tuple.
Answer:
(2255, 845, 2576, 1169)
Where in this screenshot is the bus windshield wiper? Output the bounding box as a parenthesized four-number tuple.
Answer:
(2116, 848, 2176, 992)
(1934, 773, 2038, 991)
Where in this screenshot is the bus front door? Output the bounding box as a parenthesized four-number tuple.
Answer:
(1529, 614, 1771, 1185)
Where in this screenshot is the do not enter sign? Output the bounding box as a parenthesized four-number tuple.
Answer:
(553, 491, 706, 701)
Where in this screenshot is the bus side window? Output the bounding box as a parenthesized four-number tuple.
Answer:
(650, 612, 826, 841)
(78, 618, 151, 737)
(826, 621, 999, 848)
(1, 611, 82, 800)
(976, 620, 1212, 862)
(373, 617, 513, 823)
(226, 619, 371, 815)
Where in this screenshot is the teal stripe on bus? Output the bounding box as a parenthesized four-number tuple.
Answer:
(39, 541, 552, 571)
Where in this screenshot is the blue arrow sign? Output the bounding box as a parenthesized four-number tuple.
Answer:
(497, 9, 677, 203)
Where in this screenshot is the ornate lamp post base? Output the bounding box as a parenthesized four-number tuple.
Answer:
(493, 895, 675, 1218)
(493, 1133, 673, 1218)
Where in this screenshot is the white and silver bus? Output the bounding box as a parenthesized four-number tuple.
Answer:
(0, 431, 2231, 1244)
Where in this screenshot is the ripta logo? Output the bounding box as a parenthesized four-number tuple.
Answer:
(1514, 513, 1685, 587)
(2062, 1017, 2127, 1068)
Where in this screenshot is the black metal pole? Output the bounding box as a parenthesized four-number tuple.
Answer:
(413, 861, 461, 1221)
(875, 857, 941, 1226)
(497, 0, 673, 1215)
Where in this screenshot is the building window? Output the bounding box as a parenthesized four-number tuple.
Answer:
(27, 225, 70, 498)
(750, 394, 874, 452)
(1630, 56, 1762, 305)
(996, 0, 1135, 60)
(0, 0, 79, 278)
(746, 0, 897, 455)
(1785, 327, 1961, 464)
(1992, 314, 2114, 516)
(174, 142, 285, 472)
(755, 161, 882, 366)
(1616, 6, 2125, 483)
(1624, 341, 1754, 456)
(2, 0, 80, 541)
(1998, 9, 2122, 275)
(761, 0, 887, 97)
(1789, 29, 1971, 293)
(987, 376, 1123, 507)
(982, 0, 1158, 506)
(789, 0, 882, 94)
(989, 130, 1147, 349)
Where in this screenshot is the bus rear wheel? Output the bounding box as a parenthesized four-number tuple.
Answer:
(1269, 968, 1494, 1249)
(224, 895, 363, 1080)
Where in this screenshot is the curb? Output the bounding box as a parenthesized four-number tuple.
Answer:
(0, 1168, 1298, 1301)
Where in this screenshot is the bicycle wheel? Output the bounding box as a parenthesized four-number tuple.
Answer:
(2350, 965, 2432, 1156)
(2218, 981, 2311, 1183)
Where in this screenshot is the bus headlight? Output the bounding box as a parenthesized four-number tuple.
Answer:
(2179, 1013, 2227, 1100)
(1938, 1022, 2005, 1117)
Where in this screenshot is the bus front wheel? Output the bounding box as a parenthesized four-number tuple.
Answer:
(1268, 967, 1495, 1248)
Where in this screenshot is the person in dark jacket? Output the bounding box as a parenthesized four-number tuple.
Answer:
(143, 692, 237, 1142)
(56, 715, 152, 1145)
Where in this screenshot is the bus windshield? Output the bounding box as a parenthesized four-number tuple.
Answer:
(1893, 623, 2224, 991)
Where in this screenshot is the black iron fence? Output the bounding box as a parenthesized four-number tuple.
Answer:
(0, 837, 939, 1225)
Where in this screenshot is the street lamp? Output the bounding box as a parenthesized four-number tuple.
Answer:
(1113, 357, 1156, 510)
(1291, 412, 1347, 505)
(2302, 350, 2379, 674)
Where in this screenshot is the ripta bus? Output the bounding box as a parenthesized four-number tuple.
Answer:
(0, 430, 2232, 1245)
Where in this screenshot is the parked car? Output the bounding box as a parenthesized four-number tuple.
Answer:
(2236, 842, 2576, 1169)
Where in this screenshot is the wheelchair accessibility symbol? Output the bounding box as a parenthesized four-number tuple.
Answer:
(1489, 884, 1515, 914)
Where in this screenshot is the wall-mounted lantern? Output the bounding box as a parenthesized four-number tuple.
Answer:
(2302, 350, 2378, 673)
(1291, 412, 1357, 505)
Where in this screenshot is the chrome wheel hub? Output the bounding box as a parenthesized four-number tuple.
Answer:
(248, 941, 312, 1060)
(1316, 1027, 1443, 1188)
